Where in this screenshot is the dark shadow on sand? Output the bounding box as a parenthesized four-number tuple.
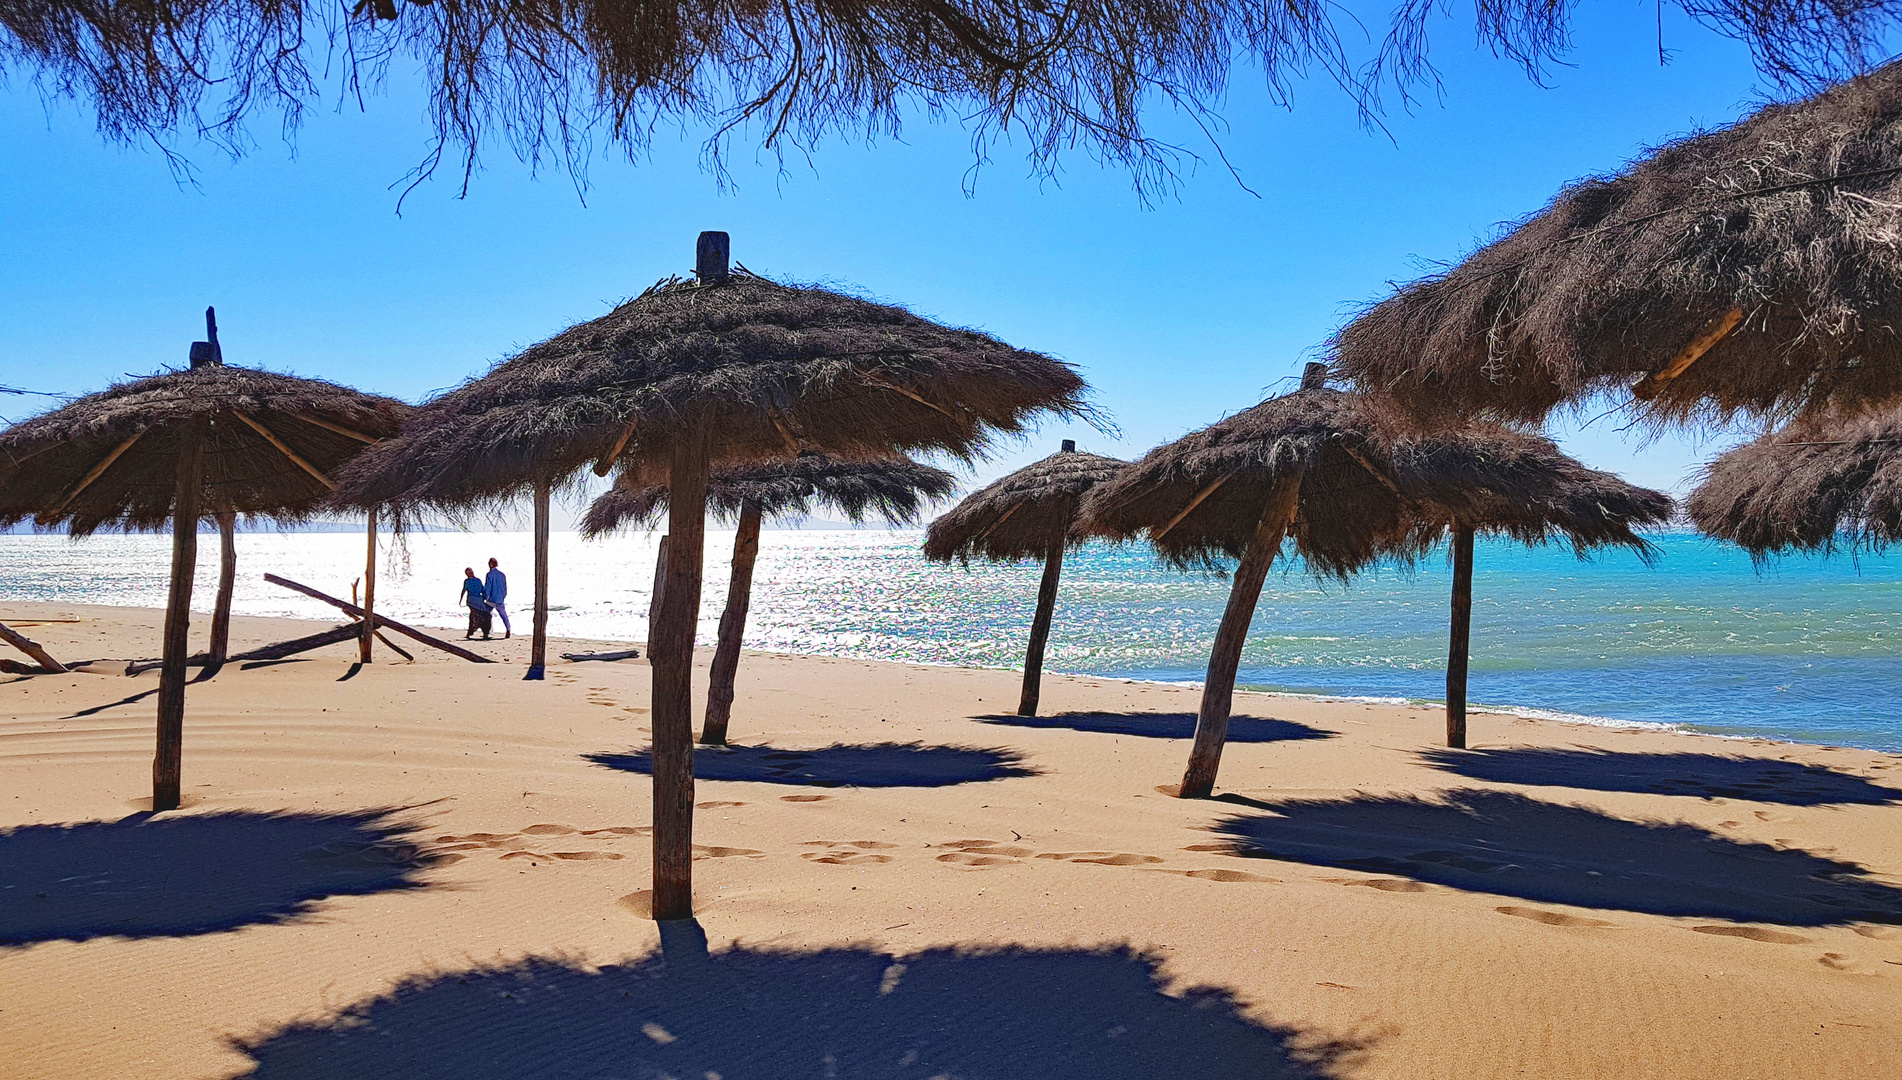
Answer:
(0, 809, 444, 945)
(230, 919, 1364, 1079)
(1418, 747, 1901, 806)
(586, 742, 1036, 788)
(978, 710, 1333, 743)
(1213, 789, 1902, 926)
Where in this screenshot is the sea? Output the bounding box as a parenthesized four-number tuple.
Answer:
(4, 528, 1901, 751)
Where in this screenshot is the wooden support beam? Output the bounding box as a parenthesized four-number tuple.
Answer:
(701, 501, 762, 745)
(48, 429, 145, 516)
(0, 620, 68, 673)
(1178, 469, 1303, 799)
(1446, 521, 1476, 749)
(1632, 308, 1744, 400)
(154, 415, 207, 811)
(262, 573, 494, 663)
(528, 478, 551, 680)
(296, 415, 380, 443)
(862, 371, 963, 422)
(233, 412, 336, 490)
(595, 419, 638, 476)
(652, 426, 712, 921)
(1018, 537, 1066, 717)
(359, 509, 379, 663)
(1340, 444, 1405, 499)
(971, 502, 1021, 546)
(207, 511, 238, 672)
(1152, 475, 1230, 543)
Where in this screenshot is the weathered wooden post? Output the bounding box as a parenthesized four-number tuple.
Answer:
(646, 535, 669, 658)
(1446, 521, 1475, 748)
(206, 511, 238, 671)
(1015, 438, 1077, 717)
(652, 427, 711, 920)
(527, 477, 552, 680)
(701, 500, 762, 744)
(359, 508, 379, 663)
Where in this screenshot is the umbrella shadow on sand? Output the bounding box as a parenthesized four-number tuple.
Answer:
(1418, 747, 1902, 807)
(1212, 789, 1902, 926)
(230, 920, 1369, 1080)
(586, 742, 1038, 788)
(0, 809, 446, 946)
(976, 711, 1333, 743)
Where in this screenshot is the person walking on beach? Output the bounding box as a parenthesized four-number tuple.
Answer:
(459, 567, 491, 640)
(485, 557, 511, 639)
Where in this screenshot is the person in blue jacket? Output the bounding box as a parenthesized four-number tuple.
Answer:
(484, 557, 511, 640)
(459, 567, 491, 640)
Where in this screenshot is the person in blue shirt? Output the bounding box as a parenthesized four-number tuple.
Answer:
(459, 567, 490, 640)
(484, 557, 511, 640)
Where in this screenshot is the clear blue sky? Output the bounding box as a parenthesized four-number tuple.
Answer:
(0, 4, 1814, 522)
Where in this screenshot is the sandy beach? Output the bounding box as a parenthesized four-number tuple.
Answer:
(3, 600, 1901, 1079)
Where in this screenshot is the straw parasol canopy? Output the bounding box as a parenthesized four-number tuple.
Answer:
(582, 452, 957, 746)
(1331, 61, 1902, 427)
(1082, 363, 1669, 792)
(924, 439, 1127, 716)
(0, 311, 407, 811)
(337, 233, 1091, 920)
(1688, 407, 1902, 556)
(580, 454, 956, 538)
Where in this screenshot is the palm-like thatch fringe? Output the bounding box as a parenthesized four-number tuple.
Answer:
(1331, 61, 1902, 427)
(1688, 408, 1902, 556)
(334, 268, 1092, 515)
(0, 366, 409, 536)
(6, 0, 1884, 201)
(923, 447, 1128, 564)
(579, 454, 957, 536)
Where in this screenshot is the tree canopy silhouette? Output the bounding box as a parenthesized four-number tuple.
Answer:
(5, 0, 1901, 197)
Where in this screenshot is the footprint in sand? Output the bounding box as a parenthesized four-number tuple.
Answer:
(582, 826, 650, 836)
(436, 824, 645, 862)
(1496, 905, 1618, 928)
(521, 824, 577, 836)
(553, 851, 624, 860)
(1034, 851, 1164, 866)
(697, 801, 747, 809)
(1691, 925, 1813, 944)
(1817, 952, 1879, 973)
(1182, 843, 1239, 854)
(933, 840, 1035, 868)
(1853, 926, 1898, 939)
(1325, 876, 1430, 893)
(1146, 867, 1279, 883)
(693, 845, 765, 860)
(797, 840, 899, 865)
(781, 794, 830, 803)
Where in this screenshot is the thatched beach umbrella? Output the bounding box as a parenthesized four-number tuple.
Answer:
(923, 440, 1127, 716)
(1390, 436, 1672, 748)
(1332, 62, 1902, 427)
(1082, 363, 1667, 795)
(581, 453, 957, 745)
(1688, 407, 1902, 556)
(0, 310, 408, 810)
(335, 232, 1091, 919)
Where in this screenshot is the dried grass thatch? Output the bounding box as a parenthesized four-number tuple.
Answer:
(335, 267, 1091, 516)
(1688, 407, 1902, 555)
(7, 0, 1887, 201)
(579, 453, 956, 538)
(923, 445, 1127, 564)
(0, 365, 408, 536)
(1082, 383, 1669, 576)
(1332, 61, 1902, 427)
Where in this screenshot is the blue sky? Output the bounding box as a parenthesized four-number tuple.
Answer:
(0, 4, 1812, 523)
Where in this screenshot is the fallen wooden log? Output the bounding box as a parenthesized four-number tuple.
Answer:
(0, 620, 68, 673)
(559, 649, 642, 663)
(263, 574, 494, 663)
(125, 623, 366, 674)
(2, 658, 103, 675)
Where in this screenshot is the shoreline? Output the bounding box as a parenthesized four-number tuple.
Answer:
(5, 598, 1838, 752)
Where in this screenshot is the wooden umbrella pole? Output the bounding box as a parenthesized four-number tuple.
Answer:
(154, 415, 208, 812)
(1178, 471, 1302, 799)
(652, 427, 711, 921)
(206, 512, 238, 672)
(359, 508, 378, 663)
(1446, 521, 1475, 749)
(646, 534, 670, 658)
(701, 501, 762, 745)
(1017, 535, 1066, 717)
(527, 478, 551, 680)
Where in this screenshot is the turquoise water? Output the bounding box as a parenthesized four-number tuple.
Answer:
(3, 529, 1899, 750)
